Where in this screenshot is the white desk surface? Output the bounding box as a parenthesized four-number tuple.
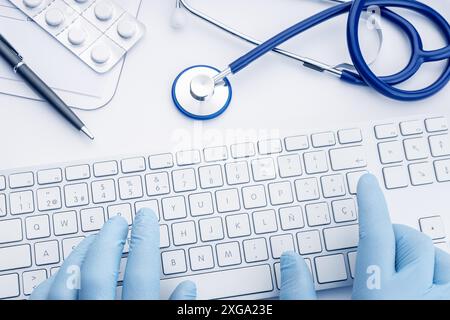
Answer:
(0, 0, 449, 300)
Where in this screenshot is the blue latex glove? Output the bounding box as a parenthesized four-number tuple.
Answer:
(30, 209, 197, 300)
(279, 174, 450, 300)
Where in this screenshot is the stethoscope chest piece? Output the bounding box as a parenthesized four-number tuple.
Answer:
(172, 65, 232, 120)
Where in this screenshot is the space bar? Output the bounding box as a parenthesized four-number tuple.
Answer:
(160, 264, 273, 300)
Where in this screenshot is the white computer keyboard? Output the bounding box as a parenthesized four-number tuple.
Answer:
(1, 114, 450, 300)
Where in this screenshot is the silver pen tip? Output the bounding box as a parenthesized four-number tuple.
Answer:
(81, 126, 95, 140)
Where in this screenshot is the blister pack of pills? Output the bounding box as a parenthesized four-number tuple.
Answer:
(10, 0, 146, 73)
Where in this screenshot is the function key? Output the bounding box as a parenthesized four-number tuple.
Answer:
(425, 117, 448, 133)
(204, 146, 228, 162)
(66, 164, 91, 181)
(284, 135, 309, 151)
(149, 153, 174, 170)
(38, 168, 63, 185)
(176, 150, 201, 166)
(0, 176, 5, 191)
(9, 172, 34, 189)
(258, 139, 282, 155)
(231, 142, 255, 159)
(121, 157, 146, 173)
(338, 129, 362, 144)
(93, 161, 118, 177)
(374, 123, 398, 139)
(311, 132, 336, 148)
(400, 120, 423, 136)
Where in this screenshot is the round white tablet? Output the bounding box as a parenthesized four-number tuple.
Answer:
(75, 0, 89, 3)
(91, 45, 111, 64)
(45, 9, 65, 27)
(23, 0, 43, 8)
(94, 1, 114, 21)
(68, 27, 87, 46)
(117, 19, 136, 39)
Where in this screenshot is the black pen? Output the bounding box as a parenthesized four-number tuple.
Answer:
(0, 33, 94, 140)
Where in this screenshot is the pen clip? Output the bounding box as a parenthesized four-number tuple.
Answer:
(0, 34, 23, 61)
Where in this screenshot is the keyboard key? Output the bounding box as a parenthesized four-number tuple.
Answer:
(199, 217, 224, 242)
(92, 179, 116, 204)
(62, 237, 84, 259)
(285, 135, 309, 151)
(425, 117, 448, 133)
(159, 265, 273, 300)
(37, 187, 62, 211)
(0, 244, 32, 271)
(252, 158, 276, 181)
(225, 161, 250, 185)
(306, 202, 331, 226)
(64, 183, 89, 207)
(0, 194, 5, 217)
(268, 181, 293, 205)
(226, 213, 251, 238)
(199, 165, 223, 189)
(108, 203, 133, 225)
(189, 246, 214, 271)
(383, 166, 409, 189)
(295, 178, 320, 202)
(332, 198, 357, 223)
(53, 211, 78, 236)
(93, 161, 118, 177)
(278, 154, 302, 178)
(188, 193, 213, 217)
(65, 164, 90, 181)
(409, 162, 434, 186)
(429, 134, 450, 157)
(400, 120, 423, 136)
(231, 142, 255, 159)
(270, 234, 294, 259)
(242, 185, 267, 209)
(297, 230, 322, 254)
(378, 141, 404, 164)
(10, 190, 34, 215)
(81, 207, 105, 232)
(216, 189, 240, 213)
(0, 274, 20, 299)
(329, 146, 367, 170)
(176, 150, 201, 166)
(23, 269, 47, 296)
(243, 238, 269, 263)
(135, 199, 159, 219)
(25, 215, 50, 239)
(304, 151, 328, 174)
(346, 170, 368, 194)
(321, 174, 345, 198)
(403, 138, 429, 161)
(0, 219, 23, 244)
(34, 240, 60, 266)
(279, 206, 304, 231)
(348, 252, 357, 278)
(118, 257, 127, 282)
(118, 176, 143, 200)
(375, 123, 398, 139)
(172, 221, 197, 246)
(149, 153, 174, 170)
(121, 157, 146, 173)
(253, 210, 278, 234)
(145, 172, 170, 196)
(172, 169, 197, 192)
(9, 172, 34, 189)
(0, 176, 5, 190)
(312, 132, 336, 148)
(338, 128, 362, 144)
(434, 159, 450, 182)
(37, 168, 62, 185)
(160, 225, 170, 248)
(323, 224, 359, 251)
(258, 139, 282, 155)
(315, 254, 347, 284)
(419, 216, 446, 240)
(162, 196, 187, 221)
(216, 242, 241, 266)
(204, 146, 228, 162)
(162, 250, 187, 275)
(274, 259, 312, 289)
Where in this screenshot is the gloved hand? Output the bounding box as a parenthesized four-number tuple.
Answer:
(279, 174, 450, 300)
(30, 209, 197, 300)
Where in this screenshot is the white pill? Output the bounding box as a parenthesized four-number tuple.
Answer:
(68, 27, 87, 46)
(91, 45, 111, 64)
(45, 9, 65, 27)
(75, 0, 89, 3)
(94, 1, 114, 21)
(117, 19, 136, 39)
(23, 0, 42, 8)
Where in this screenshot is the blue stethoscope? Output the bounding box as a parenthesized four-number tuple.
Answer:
(171, 0, 450, 120)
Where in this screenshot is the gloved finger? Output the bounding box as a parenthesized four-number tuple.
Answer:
(79, 216, 129, 300)
(169, 281, 197, 300)
(29, 275, 56, 300)
(393, 224, 434, 284)
(279, 251, 316, 300)
(355, 174, 395, 279)
(122, 208, 160, 300)
(47, 235, 96, 300)
(434, 247, 450, 284)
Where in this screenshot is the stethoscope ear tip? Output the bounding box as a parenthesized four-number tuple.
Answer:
(170, 7, 187, 29)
